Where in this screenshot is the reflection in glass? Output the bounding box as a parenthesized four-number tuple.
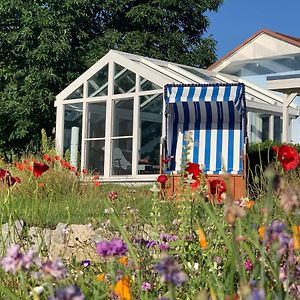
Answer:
(65, 85, 83, 100)
(140, 77, 161, 91)
(114, 63, 136, 94)
(88, 65, 108, 97)
(87, 102, 106, 138)
(63, 103, 83, 161)
(86, 140, 105, 175)
(179, 66, 216, 82)
(113, 99, 133, 137)
(139, 94, 162, 174)
(111, 139, 132, 175)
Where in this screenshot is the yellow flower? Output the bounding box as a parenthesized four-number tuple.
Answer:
(114, 276, 131, 300)
(96, 274, 105, 282)
(292, 225, 300, 250)
(197, 228, 207, 249)
(118, 256, 128, 266)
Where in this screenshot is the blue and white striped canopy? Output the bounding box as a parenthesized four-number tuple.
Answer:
(164, 83, 246, 174)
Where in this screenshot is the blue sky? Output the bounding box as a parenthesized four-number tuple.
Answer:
(206, 0, 300, 59)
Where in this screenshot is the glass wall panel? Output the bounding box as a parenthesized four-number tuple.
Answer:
(113, 99, 133, 137)
(111, 138, 132, 175)
(274, 116, 282, 141)
(87, 102, 106, 138)
(114, 63, 136, 94)
(65, 85, 83, 100)
(261, 115, 270, 141)
(86, 140, 105, 175)
(139, 94, 162, 174)
(140, 77, 161, 91)
(88, 65, 108, 97)
(63, 103, 83, 161)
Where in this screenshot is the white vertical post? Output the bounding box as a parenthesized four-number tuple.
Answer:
(80, 81, 88, 172)
(269, 114, 274, 141)
(70, 127, 79, 167)
(132, 75, 140, 177)
(282, 93, 297, 143)
(247, 111, 251, 142)
(104, 61, 114, 178)
(55, 99, 64, 155)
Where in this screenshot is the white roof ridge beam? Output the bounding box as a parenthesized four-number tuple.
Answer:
(167, 64, 207, 83)
(246, 96, 299, 116)
(112, 52, 172, 86)
(140, 58, 190, 84)
(110, 49, 170, 66)
(215, 73, 292, 107)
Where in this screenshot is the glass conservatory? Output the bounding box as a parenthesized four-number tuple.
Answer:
(55, 50, 300, 182)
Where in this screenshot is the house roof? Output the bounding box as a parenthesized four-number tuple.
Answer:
(55, 50, 299, 116)
(208, 29, 300, 71)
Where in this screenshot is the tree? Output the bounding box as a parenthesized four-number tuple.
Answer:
(0, 0, 223, 156)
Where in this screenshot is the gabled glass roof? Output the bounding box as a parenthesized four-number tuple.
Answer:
(56, 50, 300, 115)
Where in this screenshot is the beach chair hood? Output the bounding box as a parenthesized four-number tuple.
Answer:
(163, 83, 246, 174)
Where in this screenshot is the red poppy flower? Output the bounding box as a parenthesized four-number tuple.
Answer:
(93, 175, 100, 180)
(70, 166, 76, 172)
(0, 168, 9, 179)
(16, 163, 25, 171)
(190, 178, 200, 189)
(185, 162, 201, 179)
(162, 158, 170, 164)
(93, 180, 101, 187)
(272, 145, 279, 153)
(157, 175, 168, 184)
(8, 176, 21, 187)
(82, 168, 88, 174)
(75, 171, 80, 176)
(23, 160, 29, 165)
(27, 165, 33, 171)
(33, 162, 49, 178)
(43, 154, 50, 161)
(55, 155, 60, 161)
(276, 144, 299, 171)
(209, 179, 226, 202)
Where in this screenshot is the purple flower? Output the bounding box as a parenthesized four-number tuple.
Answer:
(146, 240, 157, 248)
(48, 285, 85, 300)
(266, 220, 291, 255)
(249, 288, 265, 300)
(155, 256, 188, 286)
(141, 281, 151, 291)
(34, 258, 67, 280)
(159, 243, 170, 251)
(81, 260, 91, 268)
(244, 258, 253, 272)
(1, 244, 35, 274)
(160, 232, 178, 242)
(96, 239, 128, 258)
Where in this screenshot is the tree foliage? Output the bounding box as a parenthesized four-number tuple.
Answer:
(0, 0, 223, 156)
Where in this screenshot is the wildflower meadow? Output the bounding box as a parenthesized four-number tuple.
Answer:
(0, 142, 300, 299)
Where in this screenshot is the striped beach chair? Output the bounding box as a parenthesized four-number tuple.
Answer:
(162, 83, 247, 199)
